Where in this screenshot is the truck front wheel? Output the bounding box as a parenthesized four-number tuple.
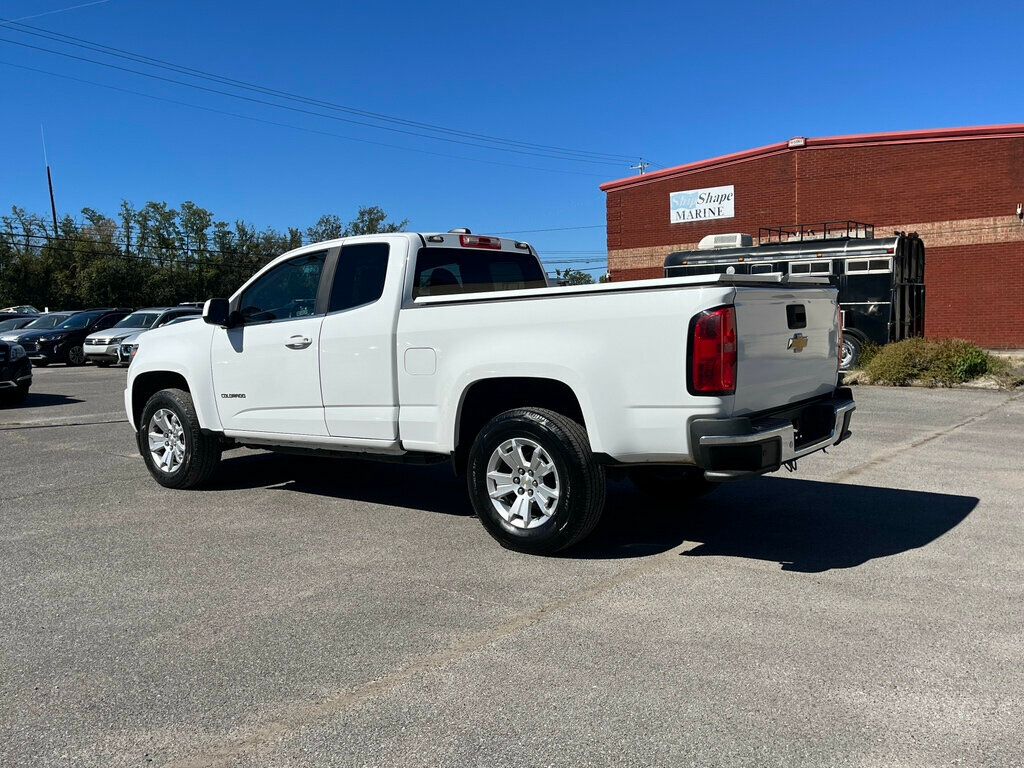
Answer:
(467, 407, 606, 555)
(139, 388, 222, 489)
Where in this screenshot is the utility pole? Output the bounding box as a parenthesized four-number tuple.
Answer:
(629, 158, 651, 176)
(41, 125, 59, 234)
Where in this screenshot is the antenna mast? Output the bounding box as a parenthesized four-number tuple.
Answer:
(629, 158, 651, 176)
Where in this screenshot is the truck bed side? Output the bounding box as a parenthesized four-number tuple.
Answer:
(396, 283, 737, 462)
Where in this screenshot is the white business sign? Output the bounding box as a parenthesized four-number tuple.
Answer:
(669, 184, 735, 223)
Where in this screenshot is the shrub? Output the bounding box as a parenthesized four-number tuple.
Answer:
(924, 339, 988, 385)
(865, 338, 933, 385)
(856, 340, 881, 369)
(865, 338, 1001, 387)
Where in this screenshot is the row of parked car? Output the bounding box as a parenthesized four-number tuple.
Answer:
(0, 304, 202, 404)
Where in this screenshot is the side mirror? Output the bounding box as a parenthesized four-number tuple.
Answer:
(203, 298, 233, 327)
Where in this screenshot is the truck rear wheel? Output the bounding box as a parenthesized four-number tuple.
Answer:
(467, 407, 605, 555)
(628, 466, 716, 503)
(139, 388, 222, 489)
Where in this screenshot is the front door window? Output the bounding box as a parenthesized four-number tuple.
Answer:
(238, 251, 327, 323)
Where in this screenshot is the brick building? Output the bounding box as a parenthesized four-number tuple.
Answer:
(601, 125, 1024, 348)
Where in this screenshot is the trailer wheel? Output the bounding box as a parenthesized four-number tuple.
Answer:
(840, 335, 863, 371)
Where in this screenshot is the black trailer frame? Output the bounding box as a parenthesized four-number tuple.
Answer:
(664, 222, 925, 368)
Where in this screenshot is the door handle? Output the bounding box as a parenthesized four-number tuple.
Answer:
(285, 335, 312, 349)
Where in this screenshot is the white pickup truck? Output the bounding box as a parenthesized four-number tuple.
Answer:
(125, 230, 855, 553)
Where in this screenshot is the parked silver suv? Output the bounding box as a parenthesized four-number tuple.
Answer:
(84, 307, 200, 366)
(118, 314, 200, 364)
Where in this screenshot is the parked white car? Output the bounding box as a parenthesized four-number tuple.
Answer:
(85, 307, 200, 366)
(125, 231, 855, 553)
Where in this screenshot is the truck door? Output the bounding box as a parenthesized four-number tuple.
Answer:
(211, 250, 329, 436)
(319, 238, 405, 443)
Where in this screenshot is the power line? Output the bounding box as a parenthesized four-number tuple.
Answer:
(0, 60, 605, 179)
(488, 224, 605, 234)
(10, 0, 112, 22)
(0, 36, 630, 168)
(0, 18, 636, 163)
(0, 22, 635, 167)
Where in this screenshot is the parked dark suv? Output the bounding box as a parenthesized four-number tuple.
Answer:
(15, 308, 132, 366)
(0, 340, 32, 403)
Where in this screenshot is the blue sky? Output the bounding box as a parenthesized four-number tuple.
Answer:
(1, 0, 1022, 277)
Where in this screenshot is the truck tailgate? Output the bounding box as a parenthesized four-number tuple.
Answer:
(731, 286, 840, 415)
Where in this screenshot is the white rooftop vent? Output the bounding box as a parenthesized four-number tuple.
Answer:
(698, 233, 754, 250)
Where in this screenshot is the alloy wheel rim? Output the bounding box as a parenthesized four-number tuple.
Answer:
(148, 408, 186, 473)
(485, 437, 560, 529)
(69, 345, 85, 365)
(840, 339, 855, 369)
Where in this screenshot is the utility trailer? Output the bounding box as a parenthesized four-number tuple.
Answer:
(664, 221, 926, 369)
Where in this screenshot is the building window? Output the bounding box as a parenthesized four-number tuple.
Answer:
(750, 263, 780, 274)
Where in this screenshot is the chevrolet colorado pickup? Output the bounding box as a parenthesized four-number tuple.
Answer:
(125, 230, 855, 554)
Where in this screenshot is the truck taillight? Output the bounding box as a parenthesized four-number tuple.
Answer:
(459, 234, 502, 249)
(689, 306, 737, 396)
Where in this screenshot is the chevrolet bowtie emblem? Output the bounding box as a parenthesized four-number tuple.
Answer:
(788, 333, 808, 353)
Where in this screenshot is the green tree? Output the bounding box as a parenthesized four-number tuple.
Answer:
(306, 214, 345, 243)
(553, 267, 595, 285)
(345, 205, 408, 236)
(0, 201, 408, 309)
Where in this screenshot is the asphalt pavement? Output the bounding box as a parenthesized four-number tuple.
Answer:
(1, 366, 1021, 767)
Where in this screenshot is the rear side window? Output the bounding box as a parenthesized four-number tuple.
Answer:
(95, 314, 124, 330)
(413, 248, 546, 298)
(329, 243, 390, 312)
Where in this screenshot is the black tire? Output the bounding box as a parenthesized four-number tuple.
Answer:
(840, 334, 863, 371)
(628, 466, 716, 502)
(138, 387, 222, 489)
(467, 407, 606, 555)
(64, 344, 86, 366)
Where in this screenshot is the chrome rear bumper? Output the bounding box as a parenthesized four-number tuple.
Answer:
(690, 388, 856, 480)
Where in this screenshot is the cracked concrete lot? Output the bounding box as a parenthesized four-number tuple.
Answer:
(1, 366, 1022, 767)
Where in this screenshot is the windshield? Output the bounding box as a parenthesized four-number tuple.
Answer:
(56, 313, 101, 330)
(24, 314, 70, 330)
(0, 318, 29, 331)
(114, 312, 159, 329)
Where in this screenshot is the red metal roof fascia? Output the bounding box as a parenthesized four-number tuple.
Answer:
(600, 124, 1024, 192)
(599, 141, 789, 191)
(804, 123, 1024, 147)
